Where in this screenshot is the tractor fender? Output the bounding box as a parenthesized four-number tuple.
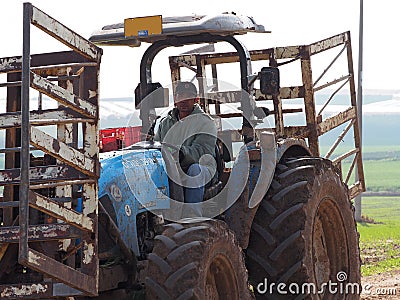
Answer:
(248, 131, 276, 209)
(225, 137, 311, 249)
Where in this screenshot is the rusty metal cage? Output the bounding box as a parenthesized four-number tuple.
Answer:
(0, 3, 102, 298)
(169, 31, 365, 199)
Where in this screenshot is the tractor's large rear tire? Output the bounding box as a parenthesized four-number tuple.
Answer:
(146, 219, 252, 299)
(246, 158, 360, 299)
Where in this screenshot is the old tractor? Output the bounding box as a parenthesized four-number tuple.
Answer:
(0, 3, 364, 299)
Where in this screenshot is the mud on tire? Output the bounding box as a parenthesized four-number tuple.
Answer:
(146, 219, 252, 299)
(246, 157, 360, 299)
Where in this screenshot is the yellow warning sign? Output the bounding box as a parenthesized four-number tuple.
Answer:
(124, 15, 162, 38)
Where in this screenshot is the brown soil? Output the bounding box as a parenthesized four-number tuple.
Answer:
(361, 269, 400, 299)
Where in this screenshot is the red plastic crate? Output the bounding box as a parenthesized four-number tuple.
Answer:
(100, 126, 142, 152)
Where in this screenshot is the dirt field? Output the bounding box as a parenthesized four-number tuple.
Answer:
(361, 269, 400, 299)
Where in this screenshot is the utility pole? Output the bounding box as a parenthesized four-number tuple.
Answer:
(355, 0, 363, 222)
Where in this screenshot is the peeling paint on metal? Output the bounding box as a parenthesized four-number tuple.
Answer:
(83, 243, 95, 264)
(28, 250, 41, 266)
(32, 192, 93, 231)
(31, 6, 100, 61)
(30, 127, 95, 176)
(0, 284, 48, 297)
(31, 73, 97, 118)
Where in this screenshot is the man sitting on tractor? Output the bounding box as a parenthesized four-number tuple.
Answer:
(154, 81, 217, 215)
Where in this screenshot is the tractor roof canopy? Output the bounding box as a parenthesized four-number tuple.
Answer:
(89, 12, 268, 47)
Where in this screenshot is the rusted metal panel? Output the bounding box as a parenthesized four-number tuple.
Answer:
(317, 106, 357, 135)
(23, 248, 97, 296)
(0, 165, 84, 186)
(0, 108, 93, 129)
(28, 191, 94, 231)
(309, 32, 348, 55)
(30, 127, 96, 176)
(0, 224, 81, 243)
(30, 5, 101, 62)
(30, 73, 97, 118)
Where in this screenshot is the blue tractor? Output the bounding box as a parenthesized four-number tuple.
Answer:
(0, 5, 364, 299)
(90, 13, 364, 299)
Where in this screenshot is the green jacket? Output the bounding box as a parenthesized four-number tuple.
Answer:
(154, 104, 217, 175)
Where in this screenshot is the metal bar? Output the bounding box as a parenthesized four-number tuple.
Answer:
(0, 56, 22, 74)
(0, 108, 94, 129)
(32, 62, 98, 71)
(272, 94, 284, 137)
(0, 75, 77, 88)
(346, 31, 366, 195)
(28, 191, 94, 231)
(19, 1, 32, 264)
(301, 47, 319, 156)
(80, 183, 98, 285)
(0, 55, 97, 74)
(317, 106, 357, 136)
(324, 119, 355, 159)
(30, 127, 96, 176)
(345, 152, 358, 185)
(313, 44, 347, 87)
(0, 165, 85, 186)
(30, 179, 95, 190)
(31, 72, 97, 118)
(24, 248, 97, 296)
(309, 32, 348, 55)
(0, 201, 20, 208)
(31, 5, 101, 61)
(0, 81, 22, 88)
(0, 223, 81, 243)
(282, 126, 310, 139)
(332, 148, 359, 165)
(317, 79, 349, 116)
(176, 59, 197, 73)
(0, 146, 35, 153)
(348, 181, 364, 199)
(314, 75, 351, 92)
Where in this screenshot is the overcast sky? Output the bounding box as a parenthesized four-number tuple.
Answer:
(1, 0, 399, 98)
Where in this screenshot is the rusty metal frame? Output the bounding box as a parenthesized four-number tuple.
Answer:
(168, 31, 365, 199)
(0, 3, 102, 298)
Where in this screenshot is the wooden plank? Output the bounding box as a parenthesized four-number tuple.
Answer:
(30, 127, 96, 176)
(22, 248, 97, 296)
(31, 73, 97, 118)
(28, 191, 93, 232)
(31, 5, 100, 61)
(0, 223, 81, 243)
